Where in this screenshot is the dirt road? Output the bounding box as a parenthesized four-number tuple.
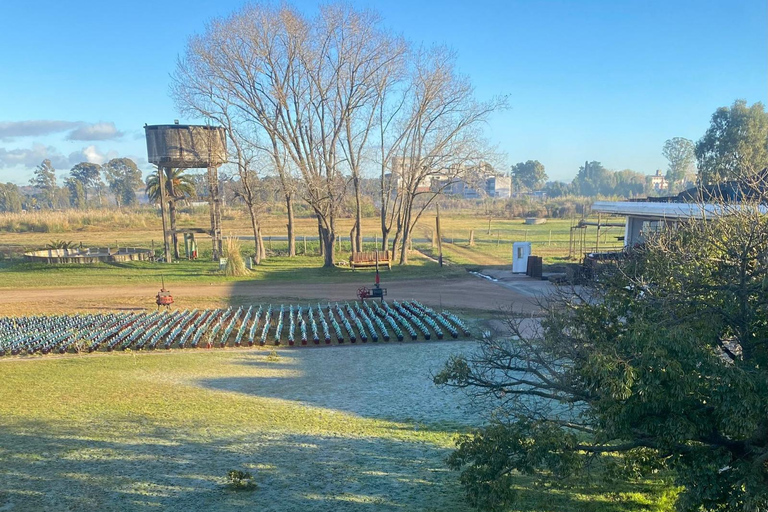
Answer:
(0, 275, 547, 316)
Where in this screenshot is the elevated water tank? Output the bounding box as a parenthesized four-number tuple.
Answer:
(144, 124, 227, 168)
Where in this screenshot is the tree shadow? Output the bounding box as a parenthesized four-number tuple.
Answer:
(0, 419, 467, 512)
(0, 418, 668, 512)
(198, 342, 482, 429)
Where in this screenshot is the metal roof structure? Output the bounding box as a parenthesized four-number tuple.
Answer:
(592, 201, 768, 220)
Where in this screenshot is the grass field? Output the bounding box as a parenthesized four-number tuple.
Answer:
(0, 343, 674, 512)
(0, 208, 624, 289)
(0, 253, 470, 291)
(0, 207, 674, 511)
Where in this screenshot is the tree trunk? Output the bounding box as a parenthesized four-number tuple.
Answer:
(353, 175, 362, 253)
(169, 199, 180, 260)
(317, 215, 324, 257)
(399, 231, 409, 265)
(320, 227, 335, 267)
(247, 203, 261, 265)
(399, 201, 413, 265)
(257, 226, 266, 262)
(286, 193, 296, 257)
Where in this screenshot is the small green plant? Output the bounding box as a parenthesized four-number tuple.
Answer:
(266, 349, 280, 362)
(45, 239, 76, 250)
(226, 470, 256, 491)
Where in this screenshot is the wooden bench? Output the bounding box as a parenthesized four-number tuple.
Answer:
(349, 250, 392, 270)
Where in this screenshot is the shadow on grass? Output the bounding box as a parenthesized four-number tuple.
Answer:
(0, 420, 463, 512)
(198, 343, 482, 429)
(0, 419, 670, 512)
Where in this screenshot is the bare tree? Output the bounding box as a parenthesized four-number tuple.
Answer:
(174, 4, 405, 266)
(174, 4, 502, 266)
(384, 47, 505, 264)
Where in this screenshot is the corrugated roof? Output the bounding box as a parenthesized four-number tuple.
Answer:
(592, 201, 768, 219)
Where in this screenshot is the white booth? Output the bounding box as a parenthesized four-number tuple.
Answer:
(512, 242, 532, 273)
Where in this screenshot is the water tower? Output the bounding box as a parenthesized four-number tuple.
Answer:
(144, 123, 227, 262)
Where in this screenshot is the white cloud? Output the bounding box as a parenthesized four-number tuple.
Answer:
(67, 145, 119, 166)
(66, 122, 124, 141)
(0, 120, 79, 141)
(0, 143, 69, 169)
(0, 120, 124, 142)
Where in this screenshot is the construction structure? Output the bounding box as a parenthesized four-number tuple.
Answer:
(568, 214, 626, 259)
(144, 123, 227, 262)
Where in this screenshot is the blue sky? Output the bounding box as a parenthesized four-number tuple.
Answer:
(0, 0, 765, 184)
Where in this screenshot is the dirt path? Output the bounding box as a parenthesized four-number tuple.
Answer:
(0, 275, 543, 316)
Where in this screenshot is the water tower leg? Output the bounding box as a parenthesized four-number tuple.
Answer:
(207, 165, 223, 260)
(158, 167, 172, 263)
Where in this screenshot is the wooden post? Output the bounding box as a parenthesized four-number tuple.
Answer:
(596, 212, 601, 253)
(158, 167, 172, 263)
(206, 165, 223, 261)
(436, 204, 443, 267)
(548, 230, 552, 246)
(303, 235, 307, 255)
(469, 229, 475, 247)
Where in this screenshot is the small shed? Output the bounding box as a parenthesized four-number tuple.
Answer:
(512, 242, 532, 273)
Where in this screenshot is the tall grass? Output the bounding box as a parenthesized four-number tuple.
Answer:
(0, 209, 159, 233)
(224, 237, 249, 276)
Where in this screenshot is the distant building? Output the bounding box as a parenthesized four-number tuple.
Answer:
(387, 157, 509, 199)
(486, 175, 511, 198)
(650, 169, 668, 191)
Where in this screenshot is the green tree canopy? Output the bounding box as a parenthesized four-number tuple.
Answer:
(695, 100, 768, 184)
(103, 158, 142, 207)
(69, 162, 102, 203)
(437, 201, 768, 511)
(145, 168, 195, 204)
(29, 159, 57, 208)
(511, 160, 547, 191)
(0, 183, 23, 213)
(662, 137, 696, 184)
(64, 177, 86, 209)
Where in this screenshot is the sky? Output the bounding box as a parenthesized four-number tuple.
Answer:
(0, 0, 765, 184)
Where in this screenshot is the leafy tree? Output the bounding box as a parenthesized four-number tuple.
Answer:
(29, 159, 57, 208)
(436, 198, 768, 511)
(542, 180, 572, 198)
(695, 100, 768, 184)
(64, 177, 86, 209)
(103, 158, 142, 207)
(662, 137, 696, 185)
(511, 160, 547, 191)
(68, 162, 101, 204)
(571, 160, 612, 196)
(0, 183, 23, 212)
(613, 169, 647, 197)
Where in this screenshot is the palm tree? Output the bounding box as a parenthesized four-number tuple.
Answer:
(146, 168, 195, 259)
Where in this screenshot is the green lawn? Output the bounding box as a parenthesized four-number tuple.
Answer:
(0, 344, 674, 511)
(0, 254, 467, 289)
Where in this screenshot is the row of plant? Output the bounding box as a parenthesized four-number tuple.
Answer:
(0, 301, 471, 356)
